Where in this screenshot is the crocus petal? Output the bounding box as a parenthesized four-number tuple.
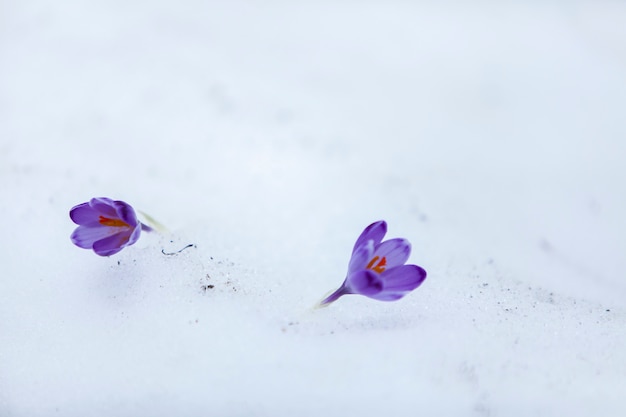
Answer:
(369, 264, 427, 301)
(127, 223, 142, 247)
(113, 200, 138, 227)
(92, 232, 132, 256)
(373, 238, 411, 269)
(70, 225, 120, 249)
(348, 239, 374, 275)
(69, 203, 101, 226)
(346, 269, 383, 296)
(352, 220, 387, 254)
(89, 197, 118, 218)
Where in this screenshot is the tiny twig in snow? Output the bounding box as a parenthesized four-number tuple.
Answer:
(162, 244, 195, 255)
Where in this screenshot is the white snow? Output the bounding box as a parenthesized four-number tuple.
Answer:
(1, 1, 626, 416)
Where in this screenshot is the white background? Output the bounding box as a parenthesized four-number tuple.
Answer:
(1, 1, 625, 416)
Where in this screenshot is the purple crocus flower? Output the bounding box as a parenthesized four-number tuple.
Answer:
(320, 220, 427, 306)
(69, 197, 152, 256)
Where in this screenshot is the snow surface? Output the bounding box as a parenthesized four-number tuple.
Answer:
(2, 1, 626, 416)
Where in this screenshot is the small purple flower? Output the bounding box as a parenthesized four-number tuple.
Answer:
(69, 197, 152, 256)
(320, 220, 427, 306)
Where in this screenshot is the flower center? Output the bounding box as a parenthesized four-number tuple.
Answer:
(366, 256, 387, 274)
(99, 216, 130, 228)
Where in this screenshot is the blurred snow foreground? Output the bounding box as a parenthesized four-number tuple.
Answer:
(1, 1, 626, 416)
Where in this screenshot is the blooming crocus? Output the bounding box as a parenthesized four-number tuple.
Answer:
(319, 220, 427, 306)
(69, 197, 152, 256)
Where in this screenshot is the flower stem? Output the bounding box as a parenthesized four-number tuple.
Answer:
(318, 287, 347, 307)
(138, 210, 168, 233)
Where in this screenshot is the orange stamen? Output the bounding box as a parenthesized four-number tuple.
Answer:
(366, 256, 387, 274)
(99, 216, 130, 228)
